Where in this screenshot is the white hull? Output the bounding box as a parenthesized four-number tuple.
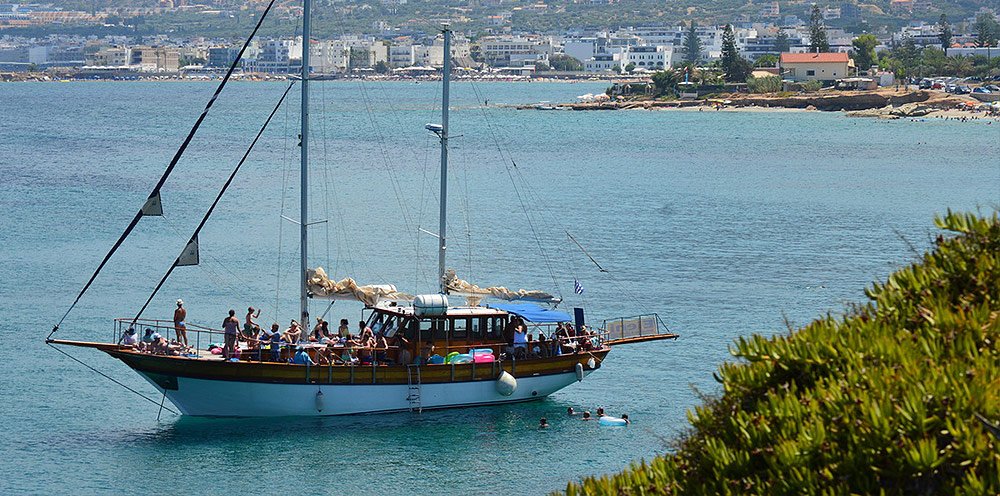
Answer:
(138, 369, 593, 417)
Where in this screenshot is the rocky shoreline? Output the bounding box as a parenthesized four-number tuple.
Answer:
(517, 90, 999, 120)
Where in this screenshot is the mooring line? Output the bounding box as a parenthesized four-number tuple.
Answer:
(47, 343, 178, 415)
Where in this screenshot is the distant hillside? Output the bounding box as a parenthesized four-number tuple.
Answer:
(14, 0, 1000, 38)
(563, 211, 1000, 495)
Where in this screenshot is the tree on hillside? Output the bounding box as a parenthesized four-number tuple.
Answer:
(852, 34, 878, 74)
(721, 24, 751, 82)
(773, 31, 790, 54)
(549, 53, 583, 71)
(683, 21, 702, 64)
(938, 14, 952, 56)
(809, 4, 830, 53)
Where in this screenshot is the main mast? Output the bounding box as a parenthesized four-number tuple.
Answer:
(299, 0, 311, 327)
(437, 24, 451, 293)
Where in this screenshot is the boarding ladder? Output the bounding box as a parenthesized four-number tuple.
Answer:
(406, 365, 422, 413)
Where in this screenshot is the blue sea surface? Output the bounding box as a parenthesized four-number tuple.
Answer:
(0, 80, 997, 494)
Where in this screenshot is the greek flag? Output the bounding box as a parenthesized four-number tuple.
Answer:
(574, 279, 584, 295)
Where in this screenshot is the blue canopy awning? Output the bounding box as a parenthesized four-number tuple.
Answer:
(487, 302, 572, 323)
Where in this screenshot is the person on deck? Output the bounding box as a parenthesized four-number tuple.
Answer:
(338, 319, 351, 339)
(291, 346, 315, 365)
(358, 320, 374, 344)
(244, 307, 261, 342)
(512, 321, 528, 359)
(310, 318, 325, 342)
(173, 299, 188, 347)
(394, 333, 412, 365)
(222, 309, 240, 360)
(264, 323, 283, 362)
(283, 320, 302, 344)
(120, 327, 138, 347)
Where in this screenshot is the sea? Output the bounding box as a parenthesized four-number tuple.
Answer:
(1, 80, 997, 494)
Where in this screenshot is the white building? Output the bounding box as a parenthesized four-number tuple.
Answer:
(584, 52, 621, 72)
(621, 45, 672, 70)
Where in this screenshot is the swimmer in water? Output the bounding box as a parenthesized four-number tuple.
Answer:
(596, 407, 605, 417)
(621, 413, 630, 425)
(539, 417, 549, 429)
(582, 411, 592, 420)
(567, 407, 576, 416)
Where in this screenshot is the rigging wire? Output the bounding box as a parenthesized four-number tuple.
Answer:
(131, 83, 296, 325)
(467, 81, 562, 299)
(49, 0, 279, 339)
(47, 343, 178, 415)
(274, 87, 292, 322)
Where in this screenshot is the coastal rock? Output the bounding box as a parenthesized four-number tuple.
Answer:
(889, 103, 934, 117)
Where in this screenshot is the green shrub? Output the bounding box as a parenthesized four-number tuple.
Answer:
(564, 211, 1000, 495)
(747, 75, 782, 94)
(802, 80, 823, 92)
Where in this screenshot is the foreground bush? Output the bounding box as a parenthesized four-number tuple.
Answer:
(565, 211, 999, 495)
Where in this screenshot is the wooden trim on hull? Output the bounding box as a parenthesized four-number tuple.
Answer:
(100, 347, 609, 385)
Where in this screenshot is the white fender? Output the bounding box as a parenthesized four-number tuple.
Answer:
(315, 390, 325, 412)
(575, 362, 584, 382)
(587, 357, 596, 369)
(495, 371, 517, 396)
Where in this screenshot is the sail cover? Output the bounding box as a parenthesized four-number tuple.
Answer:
(487, 302, 572, 323)
(442, 270, 560, 304)
(307, 267, 412, 306)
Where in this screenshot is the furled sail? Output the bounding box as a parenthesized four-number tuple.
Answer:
(442, 270, 561, 305)
(307, 267, 411, 306)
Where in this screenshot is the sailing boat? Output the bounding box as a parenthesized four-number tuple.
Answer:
(47, 0, 678, 417)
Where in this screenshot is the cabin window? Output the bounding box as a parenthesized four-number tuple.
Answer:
(806, 70, 816, 76)
(488, 316, 506, 339)
(451, 318, 470, 339)
(420, 318, 447, 340)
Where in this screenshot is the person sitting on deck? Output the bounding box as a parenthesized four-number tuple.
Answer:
(419, 341, 435, 365)
(319, 320, 333, 342)
(283, 320, 302, 344)
(338, 318, 351, 339)
(309, 318, 326, 342)
(291, 346, 315, 365)
(341, 346, 358, 365)
(244, 306, 262, 342)
(527, 335, 539, 359)
(120, 327, 138, 347)
(537, 332, 549, 358)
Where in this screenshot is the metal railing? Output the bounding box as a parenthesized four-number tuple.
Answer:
(600, 313, 673, 342)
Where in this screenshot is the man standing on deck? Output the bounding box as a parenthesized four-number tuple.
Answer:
(173, 299, 188, 346)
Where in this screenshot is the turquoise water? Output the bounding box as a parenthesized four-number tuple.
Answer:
(1, 81, 997, 494)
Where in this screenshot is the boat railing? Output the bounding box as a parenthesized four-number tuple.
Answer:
(600, 313, 679, 345)
(114, 317, 228, 355)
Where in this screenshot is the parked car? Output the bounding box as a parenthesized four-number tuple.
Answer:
(954, 85, 972, 94)
(986, 84, 1000, 92)
(919, 79, 932, 89)
(945, 84, 957, 93)
(972, 87, 992, 94)
(932, 81, 944, 90)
